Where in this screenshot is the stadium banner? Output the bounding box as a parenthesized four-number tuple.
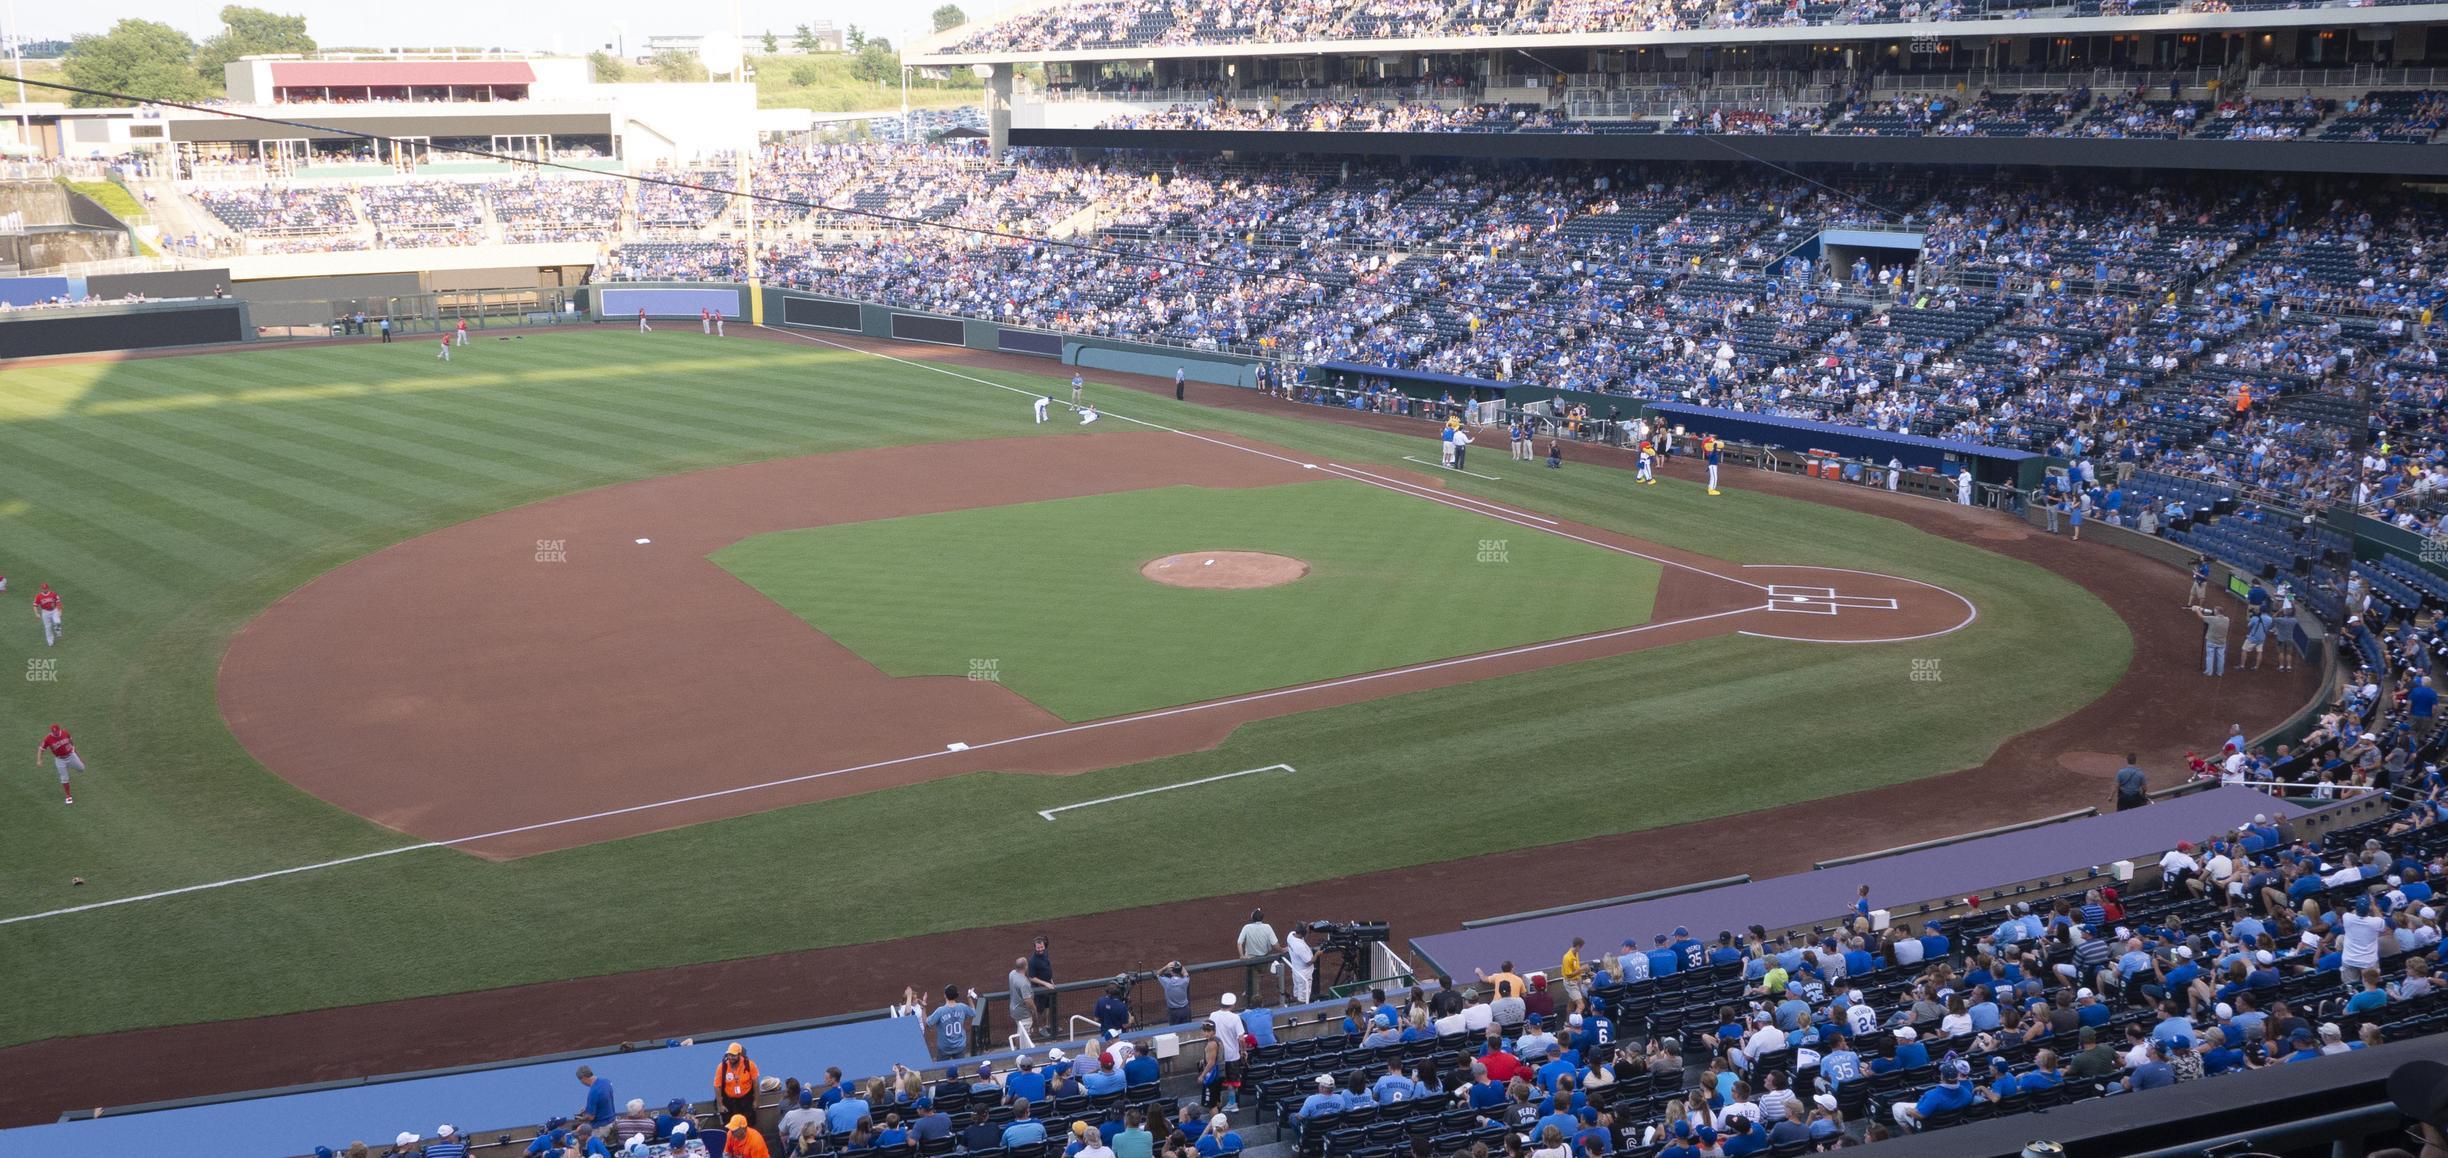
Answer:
(780, 296, 861, 331)
(996, 329, 1062, 357)
(0, 299, 248, 359)
(890, 312, 964, 346)
(597, 286, 744, 320)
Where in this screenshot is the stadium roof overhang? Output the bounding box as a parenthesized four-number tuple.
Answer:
(1011, 124, 2448, 178)
(908, 1, 2448, 66)
(161, 110, 616, 144)
(267, 61, 538, 87)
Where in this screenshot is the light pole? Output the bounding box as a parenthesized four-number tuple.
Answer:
(6, 0, 29, 154)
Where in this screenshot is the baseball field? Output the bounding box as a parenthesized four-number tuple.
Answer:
(0, 326, 2131, 1058)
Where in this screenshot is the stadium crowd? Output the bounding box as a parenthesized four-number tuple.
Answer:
(345, 699, 2448, 1158)
(1085, 84, 2442, 141)
(948, 0, 2330, 53)
(165, 142, 2446, 523)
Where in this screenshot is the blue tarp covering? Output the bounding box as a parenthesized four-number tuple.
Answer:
(0, 276, 73, 307)
(1645, 401, 2040, 477)
(0, 1017, 920, 1158)
(1314, 361, 1508, 396)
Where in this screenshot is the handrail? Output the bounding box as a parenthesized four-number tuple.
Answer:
(1458, 875, 1751, 929)
(1811, 808, 2097, 869)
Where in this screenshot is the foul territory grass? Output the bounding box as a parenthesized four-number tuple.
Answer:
(0, 328, 2126, 1047)
(714, 481, 1661, 720)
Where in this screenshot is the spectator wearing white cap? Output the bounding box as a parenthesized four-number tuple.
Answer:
(422, 1128, 468, 1158)
(396, 1132, 424, 1156)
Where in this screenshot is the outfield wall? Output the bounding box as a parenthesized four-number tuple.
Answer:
(0, 299, 251, 359)
(751, 285, 1265, 387)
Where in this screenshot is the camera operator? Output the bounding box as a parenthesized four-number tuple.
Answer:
(1158, 961, 1191, 1026)
(1285, 923, 1318, 1004)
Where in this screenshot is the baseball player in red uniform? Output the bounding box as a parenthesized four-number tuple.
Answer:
(37, 724, 81, 804)
(33, 582, 61, 646)
(453, 319, 468, 347)
(437, 336, 452, 362)
(638, 307, 651, 334)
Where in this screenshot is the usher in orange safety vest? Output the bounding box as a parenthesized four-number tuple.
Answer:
(718, 1054, 760, 1100)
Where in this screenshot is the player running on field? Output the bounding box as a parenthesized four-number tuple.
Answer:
(33, 582, 61, 646)
(36, 724, 81, 804)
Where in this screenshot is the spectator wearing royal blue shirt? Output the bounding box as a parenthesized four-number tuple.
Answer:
(1122, 1050, 1159, 1088)
(653, 1100, 694, 1141)
(1872, 1026, 1929, 1073)
(1842, 937, 1876, 977)
(1005, 1060, 1049, 1104)
(575, 1066, 616, 1130)
(1708, 932, 1745, 968)
(1194, 1115, 1242, 1158)
(1670, 927, 1705, 971)
(1891, 1061, 1975, 1130)
(1919, 922, 1951, 962)
(1645, 935, 1680, 979)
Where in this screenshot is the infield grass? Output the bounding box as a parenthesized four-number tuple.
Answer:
(714, 481, 1662, 720)
(0, 327, 2128, 1047)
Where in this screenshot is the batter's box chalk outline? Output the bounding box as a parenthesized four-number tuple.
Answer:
(1765, 599, 1841, 616)
(1767, 585, 1838, 599)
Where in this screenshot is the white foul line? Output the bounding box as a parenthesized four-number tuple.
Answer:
(1038, 764, 1295, 820)
(1, 600, 1766, 927)
(1399, 456, 1504, 481)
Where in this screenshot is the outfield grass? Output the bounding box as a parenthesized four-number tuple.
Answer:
(0, 328, 2127, 1046)
(714, 481, 1662, 720)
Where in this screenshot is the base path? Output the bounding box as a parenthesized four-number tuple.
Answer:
(218, 428, 1960, 859)
(0, 330, 2306, 1126)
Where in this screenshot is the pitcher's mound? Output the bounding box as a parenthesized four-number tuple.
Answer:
(1142, 551, 1310, 590)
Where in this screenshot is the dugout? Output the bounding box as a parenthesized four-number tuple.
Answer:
(1644, 401, 2048, 490)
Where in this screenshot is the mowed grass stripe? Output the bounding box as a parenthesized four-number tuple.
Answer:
(0, 332, 2130, 1050)
(113, 359, 577, 494)
(5, 419, 386, 554)
(98, 408, 463, 519)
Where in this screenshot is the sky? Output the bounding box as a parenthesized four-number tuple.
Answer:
(11, 1, 1021, 54)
